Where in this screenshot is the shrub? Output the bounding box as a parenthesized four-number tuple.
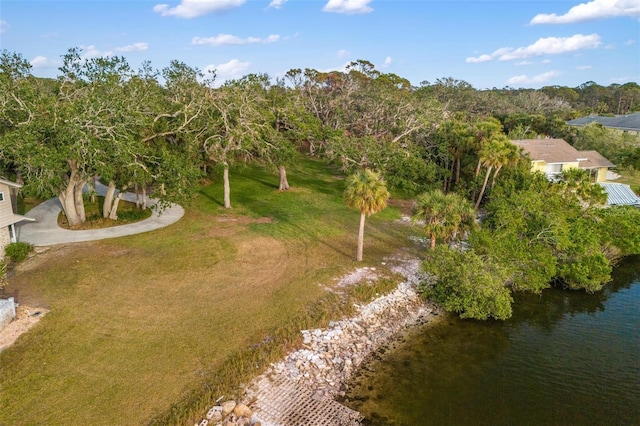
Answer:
(5, 241, 34, 263)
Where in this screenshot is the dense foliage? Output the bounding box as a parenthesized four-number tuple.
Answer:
(1, 47, 639, 321)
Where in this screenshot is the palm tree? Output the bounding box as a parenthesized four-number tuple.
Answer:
(475, 135, 512, 209)
(412, 189, 476, 249)
(344, 169, 390, 261)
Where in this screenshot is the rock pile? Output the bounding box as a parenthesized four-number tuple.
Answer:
(197, 400, 258, 426)
(266, 259, 437, 400)
(197, 256, 439, 426)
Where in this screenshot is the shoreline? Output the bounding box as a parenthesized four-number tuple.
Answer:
(197, 256, 442, 426)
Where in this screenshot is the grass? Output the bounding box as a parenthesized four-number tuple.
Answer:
(0, 158, 421, 425)
(614, 167, 640, 193)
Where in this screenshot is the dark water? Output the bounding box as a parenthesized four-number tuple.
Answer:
(343, 255, 640, 426)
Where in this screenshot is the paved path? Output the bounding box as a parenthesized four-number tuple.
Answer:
(16, 183, 184, 246)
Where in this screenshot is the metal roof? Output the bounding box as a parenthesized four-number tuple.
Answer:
(567, 113, 640, 132)
(598, 183, 640, 206)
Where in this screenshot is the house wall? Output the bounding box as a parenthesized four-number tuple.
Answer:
(595, 167, 608, 182)
(531, 161, 547, 173)
(563, 161, 580, 170)
(0, 182, 15, 229)
(0, 226, 9, 258)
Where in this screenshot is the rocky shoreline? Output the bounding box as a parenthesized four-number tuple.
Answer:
(196, 256, 441, 426)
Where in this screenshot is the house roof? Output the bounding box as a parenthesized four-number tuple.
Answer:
(511, 138, 585, 164)
(598, 183, 640, 206)
(0, 178, 22, 189)
(577, 150, 616, 169)
(0, 213, 35, 228)
(567, 112, 640, 132)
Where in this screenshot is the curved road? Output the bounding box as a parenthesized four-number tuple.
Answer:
(16, 184, 184, 247)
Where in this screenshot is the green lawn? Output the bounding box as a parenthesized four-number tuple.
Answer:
(0, 158, 420, 425)
(615, 168, 640, 193)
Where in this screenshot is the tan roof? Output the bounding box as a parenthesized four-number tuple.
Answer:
(577, 150, 615, 169)
(511, 138, 582, 164)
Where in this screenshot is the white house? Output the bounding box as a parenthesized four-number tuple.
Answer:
(0, 178, 34, 256)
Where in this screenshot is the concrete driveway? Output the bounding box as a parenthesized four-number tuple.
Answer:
(16, 184, 184, 246)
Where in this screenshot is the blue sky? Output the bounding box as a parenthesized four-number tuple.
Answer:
(1, 0, 638, 89)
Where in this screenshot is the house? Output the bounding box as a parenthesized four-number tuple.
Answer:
(0, 178, 35, 256)
(567, 112, 640, 134)
(511, 138, 614, 182)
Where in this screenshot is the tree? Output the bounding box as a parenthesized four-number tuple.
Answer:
(475, 134, 513, 208)
(412, 189, 476, 249)
(422, 245, 513, 320)
(343, 169, 390, 261)
(205, 74, 275, 209)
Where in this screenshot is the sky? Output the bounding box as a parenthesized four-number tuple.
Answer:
(0, 0, 639, 89)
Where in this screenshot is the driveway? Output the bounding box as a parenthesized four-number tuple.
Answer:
(16, 184, 184, 246)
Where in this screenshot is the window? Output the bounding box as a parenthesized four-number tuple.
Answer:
(0, 192, 4, 202)
(546, 164, 563, 174)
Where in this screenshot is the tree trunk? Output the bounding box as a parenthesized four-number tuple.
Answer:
(475, 166, 493, 209)
(135, 184, 140, 209)
(73, 178, 86, 223)
(223, 164, 231, 209)
(89, 177, 97, 203)
(103, 181, 117, 218)
(58, 160, 85, 227)
(491, 164, 503, 189)
(109, 194, 122, 220)
(142, 187, 147, 210)
(59, 188, 80, 227)
(430, 233, 436, 249)
(356, 212, 366, 262)
(278, 165, 290, 191)
(474, 159, 482, 177)
(456, 157, 461, 184)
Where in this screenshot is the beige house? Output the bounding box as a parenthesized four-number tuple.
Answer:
(511, 138, 614, 182)
(0, 178, 34, 256)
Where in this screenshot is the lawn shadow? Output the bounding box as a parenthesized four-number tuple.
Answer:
(198, 189, 224, 207)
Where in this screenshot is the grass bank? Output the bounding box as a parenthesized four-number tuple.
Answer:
(0, 158, 419, 425)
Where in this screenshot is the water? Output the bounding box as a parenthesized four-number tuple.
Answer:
(343, 255, 640, 426)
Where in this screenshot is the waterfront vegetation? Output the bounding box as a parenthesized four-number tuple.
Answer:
(1, 48, 640, 424)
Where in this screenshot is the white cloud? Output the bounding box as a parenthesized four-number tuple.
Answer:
(507, 71, 560, 85)
(204, 58, 250, 80)
(515, 61, 533, 66)
(323, 0, 373, 15)
(192, 34, 280, 46)
(610, 75, 634, 84)
(541, 59, 551, 64)
(383, 56, 392, 67)
(0, 20, 8, 34)
(318, 62, 350, 73)
(466, 54, 492, 63)
(268, 0, 287, 9)
(577, 65, 592, 70)
(115, 42, 149, 53)
(154, 0, 245, 18)
(624, 39, 637, 45)
(80, 45, 111, 59)
(466, 34, 601, 63)
(531, 0, 640, 24)
(30, 56, 55, 68)
(337, 49, 350, 58)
